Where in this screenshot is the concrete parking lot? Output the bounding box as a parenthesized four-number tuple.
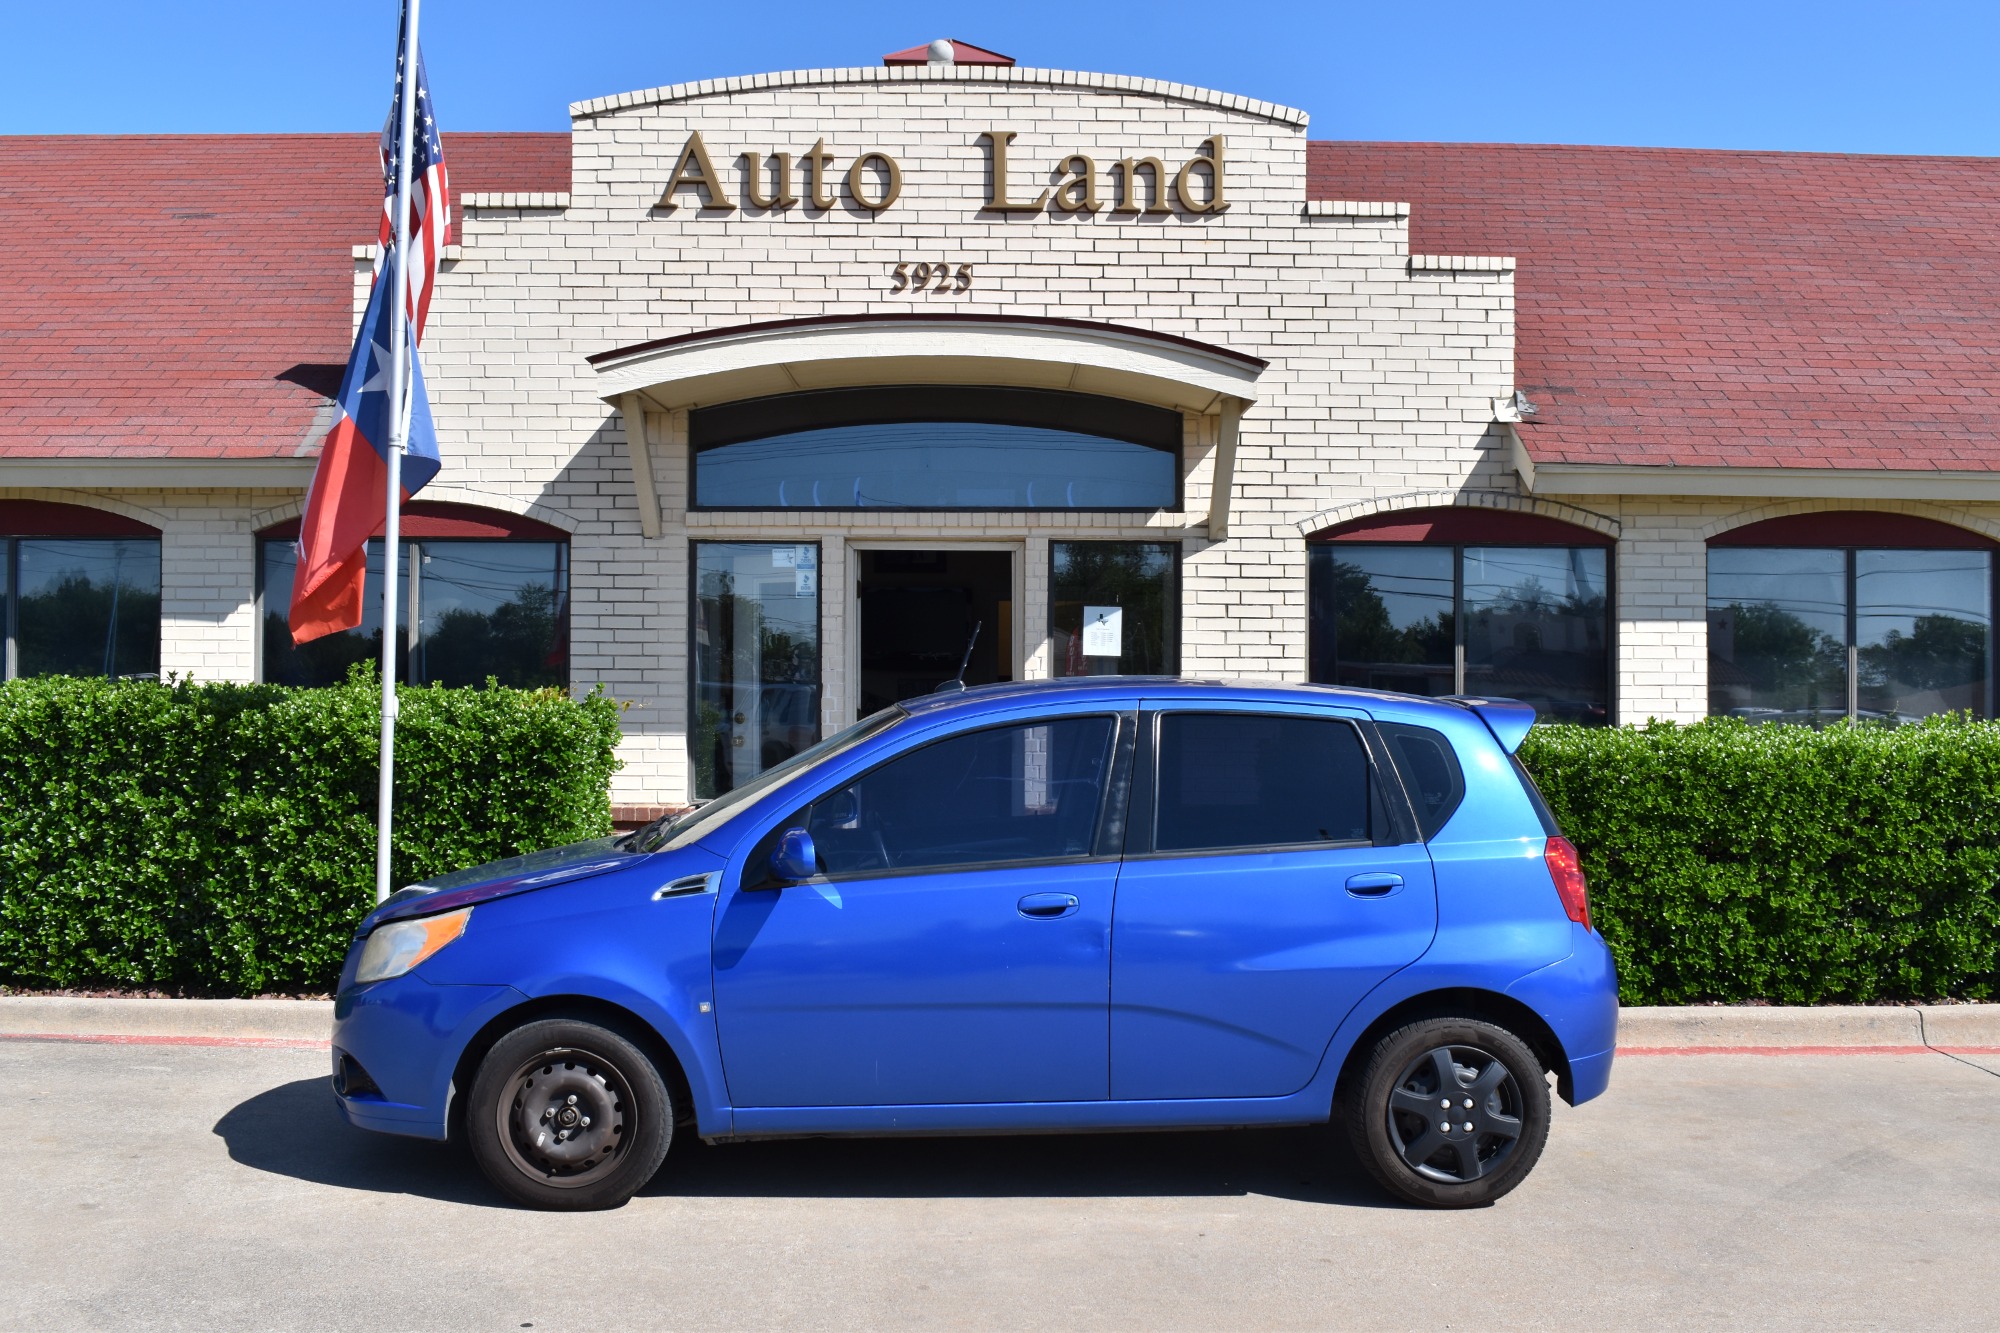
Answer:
(3, 1037, 1996, 1331)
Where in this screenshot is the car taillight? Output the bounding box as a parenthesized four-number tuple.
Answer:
(1544, 835, 1591, 931)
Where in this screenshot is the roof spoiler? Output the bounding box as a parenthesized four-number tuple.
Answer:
(1444, 696, 1537, 754)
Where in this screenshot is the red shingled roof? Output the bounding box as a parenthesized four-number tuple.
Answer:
(6, 133, 1997, 474)
(0, 133, 567, 459)
(1311, 142, 2000, 473)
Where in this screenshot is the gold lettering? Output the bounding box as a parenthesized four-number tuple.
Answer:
(1173, 135, 1229, 214)
(979, 130, 1050, 213)
(846, 151, 902, 211)
(1050, 154, 1100, 213)
(740, 151, 797, 209)
(1112, 157, 1171, 215)
(805, 138, 838, 209)
(658, 131, 733, 211)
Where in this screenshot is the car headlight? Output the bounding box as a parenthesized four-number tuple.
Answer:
(355, 908, 472, 984)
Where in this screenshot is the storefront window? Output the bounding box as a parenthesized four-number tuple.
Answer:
(1307, 546, 1454, 698)
(1308, 517, 1612, 725)
(1709, 543, 1993, 723)
(1705, 548, 1847, 722)
(1462, 546, 1611, 723)
(691, 386, 1181, 512)
(693, 542, 822, 799)
(8, 537, 162, 680)
(260, 538, 569, 689)
(1050, 541, 1179, 676)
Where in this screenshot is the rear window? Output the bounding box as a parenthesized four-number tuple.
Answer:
(1378, 723, 1466, 840)
(1154, 712, 1372, 852)
(1508, 753, 1562, 838)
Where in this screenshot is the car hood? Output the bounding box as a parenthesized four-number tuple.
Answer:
(358, 836, 647, 933)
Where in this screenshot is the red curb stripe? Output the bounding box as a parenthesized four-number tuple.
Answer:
(0, 1031, 328, 1051)
(1621, 1044, 1937, 1057)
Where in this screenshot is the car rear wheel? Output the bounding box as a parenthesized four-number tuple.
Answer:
(1344, 1016, 1550, 1208)
(466, 1017, 673, 1211)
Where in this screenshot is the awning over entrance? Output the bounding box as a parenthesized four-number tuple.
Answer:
(588, 314, 1264, 538)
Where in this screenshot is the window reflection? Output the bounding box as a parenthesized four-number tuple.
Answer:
(1857, 550, 1989, 721)
(1463, 547, 1609, 724)
(13, 539, 162, 679)
(1309, 543, 1611, 724)
(693, 543, 822, 799)
(1707, 546, 1993, 724)
(261, 539, 568, 689)
(1307, 547, 1457, 698)
(1051, 541, 1179, 677)
(416, 543, 569, 688)
(1706, 550, 1848, 723)
(697, 423, 1177, 511)
(690, 386, 1182, 512)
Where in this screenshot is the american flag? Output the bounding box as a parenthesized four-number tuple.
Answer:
(376, 36, 450, 338)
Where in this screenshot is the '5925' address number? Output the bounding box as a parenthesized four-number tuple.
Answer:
(889, 262, 973, 294)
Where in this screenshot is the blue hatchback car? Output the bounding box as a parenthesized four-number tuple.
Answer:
(332, 679, 1617, 1210)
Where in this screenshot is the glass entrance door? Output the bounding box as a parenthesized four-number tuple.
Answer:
(856, 548, 1014, 716)
(692, 542, 822, 799)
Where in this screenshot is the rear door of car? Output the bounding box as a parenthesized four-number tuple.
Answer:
(1108, 700, 1438, 1101)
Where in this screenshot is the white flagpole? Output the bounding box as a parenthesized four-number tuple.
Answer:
(375, 0, 421, 905)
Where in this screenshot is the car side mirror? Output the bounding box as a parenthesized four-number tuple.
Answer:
(768, 827, 818, 883)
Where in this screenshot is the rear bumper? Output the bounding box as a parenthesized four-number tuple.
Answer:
(1506, 922, 1619, 1105)
(330, 975, 526, 1141)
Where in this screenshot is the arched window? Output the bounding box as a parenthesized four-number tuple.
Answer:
(257, 503, 570, 688)
(1707, 512, 1995, 724)
(1306, 507, 1614, 726)
(691, 386, 1182, 511)
(0, 501, 161, 681)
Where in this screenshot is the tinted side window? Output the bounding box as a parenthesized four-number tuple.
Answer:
(1154, 713, 1370, 852)
(1379, 723, 1466, 840)
(808, 716, 1115, 876)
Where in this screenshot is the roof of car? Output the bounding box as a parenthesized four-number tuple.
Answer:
(897, 676, 1474, 718)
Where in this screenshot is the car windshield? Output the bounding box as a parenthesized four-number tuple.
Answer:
(626, 706, 907, 853)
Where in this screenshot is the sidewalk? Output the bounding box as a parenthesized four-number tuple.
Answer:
(1, 995, 1995, 1052)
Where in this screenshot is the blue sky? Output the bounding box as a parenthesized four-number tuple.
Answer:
(4, 0, 1995, 154)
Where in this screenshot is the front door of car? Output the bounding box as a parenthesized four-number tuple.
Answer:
(1109, 705, 1439, 1101)
(711, 710, 1130, 1108)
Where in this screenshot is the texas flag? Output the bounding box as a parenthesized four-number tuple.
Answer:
(290, 20, 448, 644)
(288, 249, 442, 642)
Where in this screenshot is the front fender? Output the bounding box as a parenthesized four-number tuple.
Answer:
(412, 851, 732, 1138)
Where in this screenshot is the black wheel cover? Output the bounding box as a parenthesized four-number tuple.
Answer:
(1383, 1043, 1526, 1184)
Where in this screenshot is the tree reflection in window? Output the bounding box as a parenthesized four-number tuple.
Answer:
(260, 539, 568, 689)
(1310, 543, 1611, 725)
(1708, 546, 1993, 724)
(1309, 548, 1455, 698)
(12, 539, 162, 679)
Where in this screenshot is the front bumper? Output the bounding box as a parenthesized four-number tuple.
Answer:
(331, 974, 526, 1140)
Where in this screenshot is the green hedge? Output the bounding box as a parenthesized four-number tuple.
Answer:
(1520, 717, 2000, 1005)
(0, 672, 621, 994)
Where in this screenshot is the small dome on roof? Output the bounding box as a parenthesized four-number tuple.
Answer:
(881, 39, 1016, 67)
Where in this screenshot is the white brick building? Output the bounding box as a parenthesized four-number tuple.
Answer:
(5, 44, 1997, 815)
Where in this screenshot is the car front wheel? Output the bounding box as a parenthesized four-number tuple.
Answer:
(1344, 1016, 1551, 1208)
(466, 1017, 673, 1211)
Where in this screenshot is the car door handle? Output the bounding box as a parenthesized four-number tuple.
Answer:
(1345, 872, 1404, 897)
(1018, 892, 1080, 919)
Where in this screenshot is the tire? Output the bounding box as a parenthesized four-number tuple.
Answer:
(1343, 1016, 1551, 1208)
(466, 1017, 674, 1211)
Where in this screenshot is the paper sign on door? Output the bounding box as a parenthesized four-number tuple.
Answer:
(1082, 606, 1123, 657)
